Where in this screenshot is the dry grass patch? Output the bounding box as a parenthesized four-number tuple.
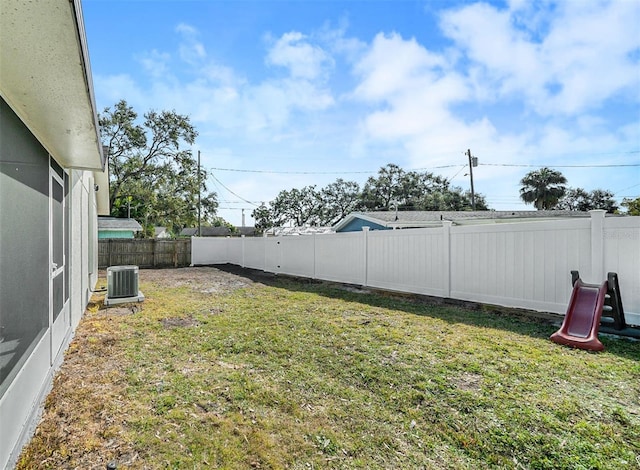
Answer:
(17, 267, 640, 469)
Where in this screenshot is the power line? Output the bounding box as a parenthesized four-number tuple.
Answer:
(207, 153, 638, 210)
(201, 149, 639, 162)
(480, 163, 640, 168)
(218, 207, 255, 210)
(446, 164, 468, 182)
(218, 200, 262, 204)
(613, 183, 640, 195)
(207, 161, 639, 175)
(209, 164, 463, 175)
(209, 172, 259, 207)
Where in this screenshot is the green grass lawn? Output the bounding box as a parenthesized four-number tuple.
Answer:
(18, 267, 640, 469)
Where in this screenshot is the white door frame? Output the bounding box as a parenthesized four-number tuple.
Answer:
(50, 166, 69, 362)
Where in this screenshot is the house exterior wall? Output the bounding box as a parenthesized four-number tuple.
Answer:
(98, 229, 135, 239)
(0, 96, 50, 402)
(337, 218, 387, 232)
(70, 170, 99, 323)
(0, 96, 99, 470)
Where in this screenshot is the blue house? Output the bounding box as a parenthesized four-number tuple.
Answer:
(98, 216, 143, 239)
(333, 211, 447, 232)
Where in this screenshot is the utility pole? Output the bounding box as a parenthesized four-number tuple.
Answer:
(197, 150, 201, 237)
(466, 148, 477, 211)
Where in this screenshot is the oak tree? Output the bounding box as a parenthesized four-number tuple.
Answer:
(100, 100, 218, 236)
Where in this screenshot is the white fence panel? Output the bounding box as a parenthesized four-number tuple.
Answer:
(243, 237, 265, 270)
(227, 239, 243, 266)
(278, 236, 315, 278)
(191, 237, 228, 265)
(603, 217, 640, 325)
(367, 228, 447, 297)
(315, 232, 365, 285)
(264, 237, 282, 273)
(450, 219, 591, 314)
(190, 213, 640, 325)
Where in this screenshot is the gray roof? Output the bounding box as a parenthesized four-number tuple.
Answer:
(334, 210, 592, 231)
(237, 226, 258, 236)
(363, 210, 588, 222)
(181, 227, 231, 237)
(98, 217, 142, 231)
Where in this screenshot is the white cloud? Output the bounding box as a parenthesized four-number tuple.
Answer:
(100, 26, 338, 139)
(440, 0, 640, 115)
(265, 31, 334, 80)
(94, 74, 146, 109)
(345, 4, 638, 212)
(351, 32, 475, 163)
(201, 62, 241, 87)
(176, 22, 207, 65)
(319, 17, 368, 62)
(92, 6, 639, 223)
(353, 32, 446, 101)
(138, 49, 171, 78)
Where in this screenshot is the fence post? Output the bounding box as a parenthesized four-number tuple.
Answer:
(442, 221, 453, 298)
(241, 235, 246, 268)
(263, 231, 268, 271)
(152, 239, 157, 268)
(108, 238, 112, 267)
(590, 210, 606, 283)
(313, 232, 317, 279)
(362, 226, 370, 287)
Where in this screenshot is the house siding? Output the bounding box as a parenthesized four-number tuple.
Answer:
(337, 218, 387, 232)
(98, 230, 135, 239)
(0, 96, 99, 468)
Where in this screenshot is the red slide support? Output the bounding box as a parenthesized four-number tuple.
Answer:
(550, 278, 607, 351)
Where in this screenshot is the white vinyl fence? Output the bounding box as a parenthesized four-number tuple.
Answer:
(192, 211, 640, 326)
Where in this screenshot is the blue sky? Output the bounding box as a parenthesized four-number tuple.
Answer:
(83, 0, 640, 226)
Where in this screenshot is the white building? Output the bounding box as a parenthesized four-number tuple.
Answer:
(0, 1, 108, 468)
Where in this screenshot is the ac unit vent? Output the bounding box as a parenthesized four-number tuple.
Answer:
(107, 265, 139, 299)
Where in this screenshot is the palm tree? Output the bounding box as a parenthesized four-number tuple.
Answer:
(519, 167, 568, 210)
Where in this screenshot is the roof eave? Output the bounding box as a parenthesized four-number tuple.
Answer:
(0, 0, 104, 171)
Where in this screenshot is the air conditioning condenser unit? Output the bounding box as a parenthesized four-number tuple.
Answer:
(105, 265, 145, 306)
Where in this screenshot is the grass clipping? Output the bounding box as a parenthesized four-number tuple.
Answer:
(18, 267, 640, 469)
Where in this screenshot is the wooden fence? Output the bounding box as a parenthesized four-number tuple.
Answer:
(99, 239, 191, 269)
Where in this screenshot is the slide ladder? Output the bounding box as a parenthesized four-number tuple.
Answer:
(570, 271, 627, 331)
(602, 272, 627, 331)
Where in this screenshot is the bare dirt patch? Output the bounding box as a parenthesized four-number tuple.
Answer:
(161, 316, 200, 328)
(451, 372, 483, 392)
(137, 266, 255, 294)
(101, 305, 140, 316)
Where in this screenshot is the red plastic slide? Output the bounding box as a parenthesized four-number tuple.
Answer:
(550, 278, 607, 351)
